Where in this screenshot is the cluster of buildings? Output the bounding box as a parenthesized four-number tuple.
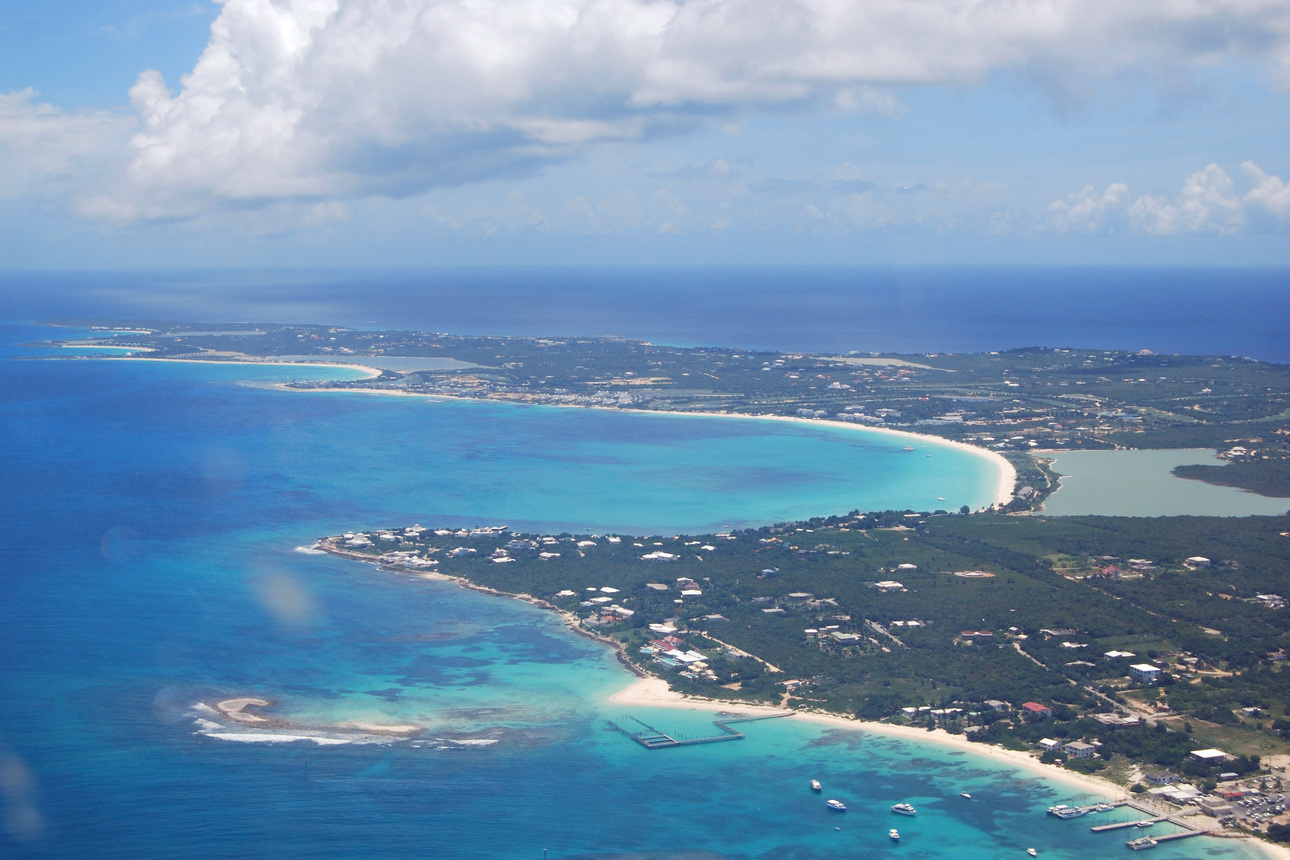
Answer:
(639, 631, 718, 682)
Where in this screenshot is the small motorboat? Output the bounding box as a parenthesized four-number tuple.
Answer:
(960, 791, 972, 799)
(889, 828, 900, 842)
(826, 799, 847, 812)
(810, 779, 822, 792)
(1027, 850, 1038, 857)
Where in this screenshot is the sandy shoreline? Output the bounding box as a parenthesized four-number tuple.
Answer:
(320, 547, 1290, 858)
(608, 678, 1123, 797)
(283, 386, 1016, 509)
(87, 351, 1015, 509)
(73, 350, 1015, 509)
(66, 354, 384, 379)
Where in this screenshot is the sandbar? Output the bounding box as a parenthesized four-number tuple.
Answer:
(215, 697, 273, 723)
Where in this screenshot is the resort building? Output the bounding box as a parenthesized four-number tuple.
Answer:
(1128, 663, 1162, 684)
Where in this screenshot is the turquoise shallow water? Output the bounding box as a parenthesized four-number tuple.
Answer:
(0, 322, 1269, 860)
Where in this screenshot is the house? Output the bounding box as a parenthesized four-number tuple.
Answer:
(1104, 650, 1136, 659)
(1145, 772, 1179, 786)
(1038, 738, 1062, 752)
(1128, 663, 1161, 684)
(1063, 741, 1096, 759)
(872, 580, 906, 592)
(1021, 702, 1053, 718)
(1092, 713, 1141, 728)
(1185, 556, 1211, 568)
(984, 700, 1010, 712)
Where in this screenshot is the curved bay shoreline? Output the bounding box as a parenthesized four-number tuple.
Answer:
(80, 352, 1017, 510)
(84, 352, 1285, 858)
(317, 540, 1286, 860)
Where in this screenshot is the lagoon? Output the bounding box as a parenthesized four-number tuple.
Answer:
(1038, 448, 1290, 517)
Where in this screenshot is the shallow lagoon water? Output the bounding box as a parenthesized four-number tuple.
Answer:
(0, 320, 1272, 860)
(1040, 449, 1290, 517)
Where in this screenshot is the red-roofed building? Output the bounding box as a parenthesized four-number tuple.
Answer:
(1022, 702, 1053, 718)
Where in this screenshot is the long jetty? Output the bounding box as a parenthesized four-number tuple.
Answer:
(608, 712, 794, 749)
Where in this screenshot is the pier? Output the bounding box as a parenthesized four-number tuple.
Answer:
(1091, 815, 1167, 832)
(1052, 799, 1208, 849)
(608, 712, 794, 749)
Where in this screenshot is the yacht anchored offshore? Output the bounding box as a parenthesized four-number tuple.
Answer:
(891, 803, 917, 816)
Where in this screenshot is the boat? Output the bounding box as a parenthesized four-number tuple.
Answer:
(889, 828, 900, 842)
(810, 779, 822, 792)
(903, 445, 915, 452)
(960, 791, 972, 799)
(1045, 804, 1089, 819)
(826, 799, 847, 811)
(1027, 850, 1038, 857)
(890, 803, 917, 816)
(1136, 820, 1155, 828)
(1126, 837, 1159, 850)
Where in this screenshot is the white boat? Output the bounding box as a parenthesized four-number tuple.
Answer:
(890, 803, 917, 816)
(1136, 820, 1154, 828)
(960, 791, 972, 799)
(810, 779, 822, 792)
(1027, 850, 1038, 858)
(826, 799, 847, 811)
(1126, 837, 1159, 850)
(889, 828, 900, 842)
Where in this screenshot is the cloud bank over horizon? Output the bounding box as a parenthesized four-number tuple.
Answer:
(77, 0, 1290, 217)
(2, 0, 1289, 263)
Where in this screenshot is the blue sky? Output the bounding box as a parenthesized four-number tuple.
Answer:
(1, 0, 1288, 267)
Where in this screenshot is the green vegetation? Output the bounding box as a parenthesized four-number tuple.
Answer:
(325, 511, 1290, 781)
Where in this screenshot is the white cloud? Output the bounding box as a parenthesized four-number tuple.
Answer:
(1243, 160, 1290, 227)
(82, 0, 1290, 220)
(1047, 183, 1132, 233)
(0, 90, 132, 199)
(1049, 162, 1289, 235)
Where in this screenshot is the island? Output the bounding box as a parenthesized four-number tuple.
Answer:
(34, 318, 1290, 851)
(35, 318, 1290, 502)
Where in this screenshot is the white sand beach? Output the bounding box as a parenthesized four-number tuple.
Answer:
(606, 678, 1290, 859)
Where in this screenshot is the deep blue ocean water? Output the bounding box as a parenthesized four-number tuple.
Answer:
(1, 268, 1284, 860)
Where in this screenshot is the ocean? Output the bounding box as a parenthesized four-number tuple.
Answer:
(1, 267, 1284, 860)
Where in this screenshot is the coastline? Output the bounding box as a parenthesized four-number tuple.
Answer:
(320, 539, 1289, 860)
(59, 353, 384, 380)
(607, 678, 1290, 860)
(293, 386, 1017, 509)
(608, 677, 1127, 798)
(83, 351, 1014, 509)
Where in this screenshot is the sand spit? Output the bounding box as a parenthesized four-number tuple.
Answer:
(206, 695, 423, 740)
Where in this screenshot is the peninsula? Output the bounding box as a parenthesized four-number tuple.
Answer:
(37, 319, 1290, 503)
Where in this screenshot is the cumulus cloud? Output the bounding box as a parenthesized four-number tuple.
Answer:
(77, 0, 1290, 221)
(1048, 162, 1290, 235)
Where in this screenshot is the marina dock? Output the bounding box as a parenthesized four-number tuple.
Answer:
(1046, 799, 1207, 849)
(608, 712, 794, 749)
(1090, 815, 1168, 832)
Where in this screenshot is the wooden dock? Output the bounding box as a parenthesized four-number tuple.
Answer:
(608, 712, 794, 749)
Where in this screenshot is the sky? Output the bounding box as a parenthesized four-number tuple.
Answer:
(1, 0, 1288, 268)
